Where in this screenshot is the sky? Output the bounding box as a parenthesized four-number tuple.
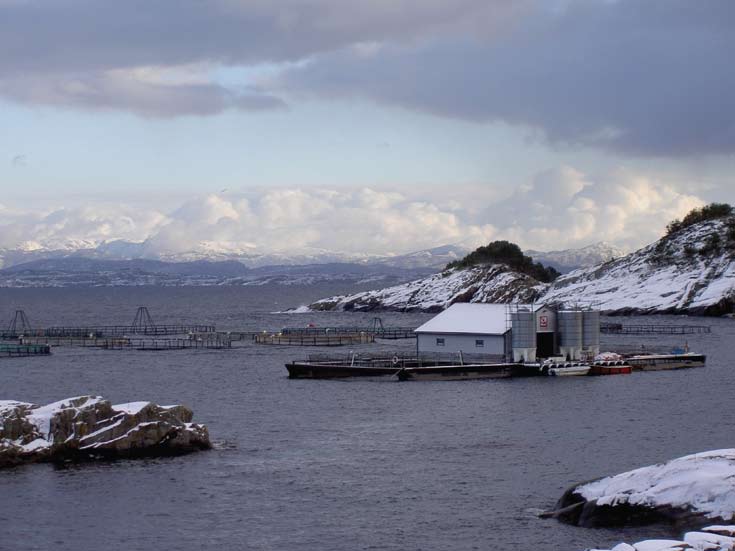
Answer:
(1, 0, 734, 257)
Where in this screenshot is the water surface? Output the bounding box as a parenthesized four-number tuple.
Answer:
(0, 287, 731, 550)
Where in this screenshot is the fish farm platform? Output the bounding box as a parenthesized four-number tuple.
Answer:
(281, 326, 416, 340)
(600, 323, 711, 335)
(256, 333, 375, 346)
(18, 336, 231, 350)
(1, 324, 216, 339)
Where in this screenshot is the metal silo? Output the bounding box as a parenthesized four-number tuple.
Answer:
(558, 310, 584, 360)
(511, 311, 537, 362)
(582, 310, 601, 357)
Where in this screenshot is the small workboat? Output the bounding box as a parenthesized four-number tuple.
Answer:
(396, 363, 515, 381)
(548, 363, 591, 377)
(589, 361, 632, 375)
(627, 352, 707, 371)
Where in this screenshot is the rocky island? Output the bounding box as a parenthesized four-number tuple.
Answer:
(0, 395, 211, 468)
(308, 204, 735, 316)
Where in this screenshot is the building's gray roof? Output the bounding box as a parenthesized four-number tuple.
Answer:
(415, 303, 515, 335)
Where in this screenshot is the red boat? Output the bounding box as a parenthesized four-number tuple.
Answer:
(589, 361, 632, 375)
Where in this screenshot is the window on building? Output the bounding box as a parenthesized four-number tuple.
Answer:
(475, 339, 484, 348)
(436, 338, 445, 347)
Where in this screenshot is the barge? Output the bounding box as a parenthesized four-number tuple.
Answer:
(626, 352, 706, 371)
(285, 353, 512, 380)
(286, 361, 400, 379)
(396, 363, 515, 381)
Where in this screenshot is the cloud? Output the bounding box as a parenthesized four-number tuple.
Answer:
(143, 187, 497, 256)
(490, 167, 705, 251)
(279, 0, 735, 156)
(0, 172, 710, 256)
(0, 67, 285, 117)
(0, 203, 168, 250)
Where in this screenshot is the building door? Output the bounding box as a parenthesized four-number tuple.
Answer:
(537, 332, 555, 358)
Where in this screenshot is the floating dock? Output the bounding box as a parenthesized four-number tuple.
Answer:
(0, 343, 51, 358)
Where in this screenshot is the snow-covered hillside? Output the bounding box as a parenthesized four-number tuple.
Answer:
(544, 218, 735, 315)
(309, 218, 735, 315)
(309, 265, 545, 312)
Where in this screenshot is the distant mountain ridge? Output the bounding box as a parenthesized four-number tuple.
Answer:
(0, 240, 641, 290)
(524, 242, 625, 273)
(0, 241, 469, 271)
(0, 256, 431, 288)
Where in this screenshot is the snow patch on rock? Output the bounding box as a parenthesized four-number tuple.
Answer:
(309, 265, 544, 312)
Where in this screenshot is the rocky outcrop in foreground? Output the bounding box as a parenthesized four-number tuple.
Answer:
(0, 395, 210, 468)
(549, 449, 735, 529)
(588, 525, 735, 551)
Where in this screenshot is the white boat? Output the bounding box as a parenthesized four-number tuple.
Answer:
(548, 363, 591, 377)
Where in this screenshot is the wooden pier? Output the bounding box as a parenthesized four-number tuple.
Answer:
(601, 323, 711, 335)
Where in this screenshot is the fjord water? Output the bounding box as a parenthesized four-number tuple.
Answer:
(0, 286, 732, 551)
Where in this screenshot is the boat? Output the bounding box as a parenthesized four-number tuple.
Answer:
(396, 363, 515, 381)
(626, 352, 707, 371)
(548, 363, 591, 377)
(588, 361, 632, 375)
(285, 361, 401, 379)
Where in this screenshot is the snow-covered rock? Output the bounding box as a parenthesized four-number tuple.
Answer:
(0, 395, 210, 468)
(309, 265, 545, 312)
(586, 527, 735, 551)
(552, 450, 735, 528)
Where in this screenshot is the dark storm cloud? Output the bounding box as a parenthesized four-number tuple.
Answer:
(2, 0, 733, 155)
(281, 0, 735, 157)
(0, 0, 521, 116)
(0, 0, 521, 74)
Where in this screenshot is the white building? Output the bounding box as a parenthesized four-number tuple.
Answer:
(414, 302, 600, 361)
(414, 303, 510, 356)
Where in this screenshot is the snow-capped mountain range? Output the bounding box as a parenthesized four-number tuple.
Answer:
(525, 242, 625, 273)
(0, 237, 639, 290)
(308, 218, 735, 316)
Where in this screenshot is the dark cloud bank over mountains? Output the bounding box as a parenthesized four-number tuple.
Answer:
(1, 0, 733, 156)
